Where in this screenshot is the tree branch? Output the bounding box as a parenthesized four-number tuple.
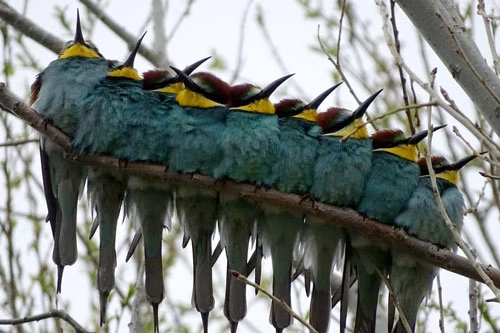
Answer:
(0, 0, 165, 67)
(0, 0, 65, 54)
(0, 82, 500, 289)
(78, 0, 165, 67)
(395, 0, 500, 138)
(0, 309, 91, 333)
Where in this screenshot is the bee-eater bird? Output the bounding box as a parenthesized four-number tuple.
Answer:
(121, 57, 212, 262)
(213, 74, 293, 332)
(73, 32, 168, 332)
(167, 66, 232, 333)
(389, 153, 479, 333)
(259, 83, 342, 332)
(305, 90, 381, 333)
(351, 125, 446, 333)
(31, 10, 113, 293)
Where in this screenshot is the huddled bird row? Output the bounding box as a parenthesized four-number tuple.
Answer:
(30, 11, 481, 333)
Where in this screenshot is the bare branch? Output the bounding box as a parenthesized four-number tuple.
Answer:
(395, 0, 500, 138)
(0, 139, 38, 147)
(0, 309, 91, 333)
(78, 0, 165, 67)
(232, 270, 318, 333)
(0, 1, 65, 54)
(1, 83, 500, 290)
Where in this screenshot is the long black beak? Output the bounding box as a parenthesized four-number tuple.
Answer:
(122, 31, 147, 68)
(326, 89, 382, 134)
(74, 9, 85, 44)
(232, 74, 294, 107)
(406, 124, 447, 145)
(304, 82, 343, 110)
(170, 65, 202, 93)
(352, 89, 383, 120)
(258, 73, 295, 99)
(183, 56, 211, 75)
(435, 152, 486, 173)
(170, 65, 224, 103)
(156, 57, 211, 88)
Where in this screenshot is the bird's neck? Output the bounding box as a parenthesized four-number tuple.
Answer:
(376, 144, 418, 162)
(293, 108, 317, 122)
(327, 118, 368, 139)
(59, 43, 101, 60)
(231, 99, 275, 114)
(155, 82, 184, 94)
(436, 170, 459, 185)
(108, 67, 142, 81)
(176, 89, 223, 108)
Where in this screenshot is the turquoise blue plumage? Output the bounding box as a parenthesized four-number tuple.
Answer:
(216, 75, 292, 332)
(352, 126, 445, 333)
(167, 68, 232, 332)
(87, 171, 126, 326)
(304, 91, 380, 333)
(73, 33, 169, 333)
(122, 58, 213, 261)
(390, 154, 475, 332)
(259, 84, 341, 332)
(31, 11, 113, 293)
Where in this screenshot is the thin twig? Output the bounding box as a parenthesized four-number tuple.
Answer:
(0, 1, 65, 54)
(436, 273, 445, 333)
(78, 0, 165, 67)
(341, 102, 436, 142)
(0, 310, 91, 333)
(0, 139, 38, 147)
(377, 0, 500, 154)
(378, 269, 412, 333)
(469, 251, 479, 333)
(390, 0, 415, 134)
(229, 0, 253, 84)
(477, 0, 500, 74)
(231, 270, 318, 333)
(0, 83, 500, 288)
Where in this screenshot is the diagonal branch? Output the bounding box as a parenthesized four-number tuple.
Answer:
(0, 309, 91, 333)
(395, 0, 500, 138)
(78, 0, 165, 67)
(0, 0, 165, 67)
(0, 82, 500, 289)
(0, 0, 65, 54)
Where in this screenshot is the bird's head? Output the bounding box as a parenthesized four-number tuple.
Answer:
(107, 32, 147, 81)
(418, 152, 485, 185)
(170, 66, 231, 108)
(229, 74, 294, 114)
(318, 89, 381, 138)
(373, 125, 447, 162)
(58, 10, 103, 60)
(143, 56, 211, 92)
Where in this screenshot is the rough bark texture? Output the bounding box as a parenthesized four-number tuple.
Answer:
(396, 0, 500, 138)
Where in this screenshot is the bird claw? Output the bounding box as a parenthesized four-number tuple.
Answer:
(299, 194, 315, 208)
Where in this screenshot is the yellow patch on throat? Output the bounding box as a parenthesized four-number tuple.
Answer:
(437, 170, 459, 185)
(155, 82, 184, 94)
(59, 43, 101, 59)
(376, 144, 418, 162)
(231, 99, 275, 114)
(176, 89, 223, 108)
(328, 118, 368, 139)
(293, 108, 317, 122)
(108, 67, 142, 81)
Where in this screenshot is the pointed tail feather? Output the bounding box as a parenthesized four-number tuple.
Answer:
(354, 266, 380, 333)
(310, 286, 332, 333)
(125, 229, 142, 262)
(192, 230, 214, 313)
(270, 277, 292, 330)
